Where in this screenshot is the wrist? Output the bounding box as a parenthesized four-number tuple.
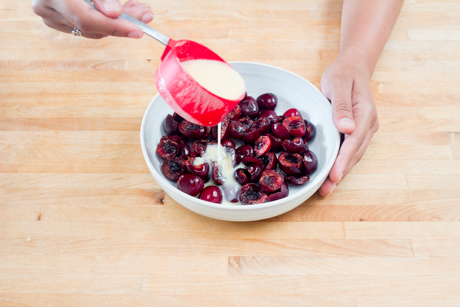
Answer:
(336, 47, 375, 80)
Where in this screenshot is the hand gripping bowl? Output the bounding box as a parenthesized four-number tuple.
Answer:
(141, 62, 340, 222)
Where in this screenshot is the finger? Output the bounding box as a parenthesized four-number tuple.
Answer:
(330, 78, 356, 134)
(318, 129, 373, 197)
(62, 0, 143, 38)
(92, 0, 123, 18)
(124, 2, 154, 23)
(318, 177, 336, 197)
(42, 18, 74, 33)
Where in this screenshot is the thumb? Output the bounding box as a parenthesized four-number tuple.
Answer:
(92, 0, 123, 18)
(329, 79, 356, 134)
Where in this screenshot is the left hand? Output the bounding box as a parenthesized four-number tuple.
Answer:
(318, 58, 379, 197)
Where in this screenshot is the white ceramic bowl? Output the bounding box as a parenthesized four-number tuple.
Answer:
(141, 62, 340, 222)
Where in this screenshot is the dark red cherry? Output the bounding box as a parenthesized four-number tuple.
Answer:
(199, 186, 223, 204)
(212, 162, 226, 185)
(221, 139, 235, 149)
(264, 134, 283, 153)
(167, 134, 185, 143)
(239, 183, 267, 205)
(256, 93, 277, 110)
(229, 120, 248, 140)
(238, 117, 254, 129)
(211, 117, 230, 140)
(173, 112, 184, 123)
(259, 170, 284, 193)
(275, 115, 285, 123)
(259, 152, 277, 171)
(234, 168, 251, 186)
(161, 157, 185, 181)
(193, 139, 216, 157)
(282, 117, 307, 137)
(258, 109, 277, 123)
(251, 117, 271, 134)
(282, 137, 305, 153)
(236, 144, 254, 160)
(156, 136, 180, 159)
(163, 114, 180, 135)
(254, 136, 271, 157)
(224, 145, 239, 167)
(283, 108, 301, 118)
(303, 151, 318, 175)
(303, 120, 317, 142)
(185, 157, 210, 180)
(177, 174, 204, 197)
(284, 175, 310, 186)
(278, 151, 304, 176)
(242, 156, 263, 182)
(226, 104, 242, 121)
(271, 122, 291, 139)
(239, 96, 259, 118)
(178, 140, 192, 160)
(243, 128, 262, 144)
(266, 182, 289, 202)
(179, 120, 208, 139)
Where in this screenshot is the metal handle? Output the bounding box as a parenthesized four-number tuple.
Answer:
(84, 0, 169, 45)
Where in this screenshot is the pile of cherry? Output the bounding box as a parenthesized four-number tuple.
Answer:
(156, 93, 317, 205)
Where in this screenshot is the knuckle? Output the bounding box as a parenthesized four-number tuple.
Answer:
(335, 102, 353, 115)
(74, 19, 92, 32)
(32, 1, 45, 16)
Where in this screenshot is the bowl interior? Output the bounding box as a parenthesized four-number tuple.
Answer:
(142, 61, 339, 210)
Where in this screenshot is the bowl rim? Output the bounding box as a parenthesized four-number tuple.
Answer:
(140, 61, 340, 211)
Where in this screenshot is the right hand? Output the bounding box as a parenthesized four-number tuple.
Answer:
(32, 0, 154, 39)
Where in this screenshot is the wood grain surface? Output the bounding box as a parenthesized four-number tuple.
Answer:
(1, 0, 460, 306)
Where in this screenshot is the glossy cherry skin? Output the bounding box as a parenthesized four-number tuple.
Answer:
(271, 122, 291, 139)
(303, 120, 317, 142)
(258, 109, 277, 123)
(179, 120, 208, 139)
(185, 157, 210, 180)
(226, 104, 242, 121)
(239, 96, 259, 118)
(243, 128, 262, 144)
(173, 112, 184, 123)
(266, 182, 289, 202)
(256, 93, 277, 110)
(264, 134, 283, 153)
(259, 152, 277, 171)
(211, 117, 230, 140)
(229, 121, 248, 140)
(234, 168, 251, 186)
(254, 136, 271, 157)
(259, 170, 284, 192)
(303, 150, 318, 175)
(251, 117, 271, 134)
(236, 144, 254, 160)
(177, 174, 204, 197)
(199, 186, 223, 204)
(282, 116, 307, 137)
(221, 139, 235, 149)
(282, 137, 305, 153)
(156, 136, 180, 159)
(178, 141, 192, 160)
(284, 175, 310, 186)
(161, 157, 185, 181)
(163, 114, 180, 135)
(283, 108, 301, 118)
(239, 183, 267, 205)
(278, 152, 304, 176)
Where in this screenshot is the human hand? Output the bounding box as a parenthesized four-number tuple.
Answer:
(318, 58, 379, 197)
(32, 0, 154, 39)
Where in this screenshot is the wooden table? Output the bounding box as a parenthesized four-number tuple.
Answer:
(1, 1, 460, 306)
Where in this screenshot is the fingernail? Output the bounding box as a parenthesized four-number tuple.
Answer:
(128, 31, 142, 38)
(339, 118, 354, 130)
(337, 173, 343, 182)
(141, 13, 154, 23)
(327, 184, 337, 197)
(104, 0, 121, 11)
